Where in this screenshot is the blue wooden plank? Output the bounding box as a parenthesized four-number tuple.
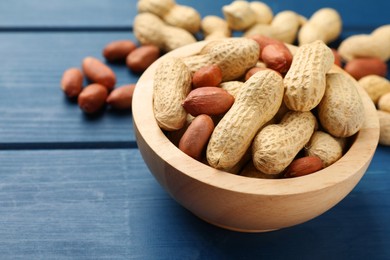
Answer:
(0, 147, 389, 259)
(0, 0, 137, 28)
(0, 0, 388, 33)
(0, 32, 140, 147)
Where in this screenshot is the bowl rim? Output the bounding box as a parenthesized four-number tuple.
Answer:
(132, 39, 380, 197)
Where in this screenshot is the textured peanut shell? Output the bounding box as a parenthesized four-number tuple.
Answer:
(338, 31, 390, 62)
(372, 25, 390, 60)
(377, 110, 390, 146)
(252, 111, 317, 175)
(134, 12, 196, 52)
(269, 11, 304, 44)
(243, 23, 273, 38)
(298, 8, 342, 45)
(244, 11, 302, 43)
(249, 1, 273, 24)
(318, 73, 365, 138)
(358, 75, 390, 104)
(378, 92, 390, 113)
(182, 38, 259, 81)
(305, 131, 346, 167)
(137, 0, 175, 17)
(201, 16, 231, 41)
(153, 57, 192, 131)
(222, 0, 257, 31)
(163, 5, 201, 34)
(283, 40, 334, 111)
(219, 81, 244, 98)
(206, 69, 284, 171)
(240, 161, 281, 179)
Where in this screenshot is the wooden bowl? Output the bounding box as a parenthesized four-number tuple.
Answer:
(132, 41, 379, 232)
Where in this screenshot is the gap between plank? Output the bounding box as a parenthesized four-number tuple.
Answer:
(0, 141, 138, 150)
(0, 26, 133, 32)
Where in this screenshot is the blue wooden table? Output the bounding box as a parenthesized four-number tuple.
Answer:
(0, 0, 389, 259)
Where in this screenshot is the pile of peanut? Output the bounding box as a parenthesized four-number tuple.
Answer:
(154, 37, 366, 178)
(60, 0, 390, 177)
(130, 0, 390, 178)
(60, 40, 163, 114)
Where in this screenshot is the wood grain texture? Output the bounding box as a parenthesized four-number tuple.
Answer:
(0, 148, 389, 259)
(0, 32, 139, 147)
(0, 0, 388, 34)
(0, 0, 389, 258)
(0, 0, 137, 28)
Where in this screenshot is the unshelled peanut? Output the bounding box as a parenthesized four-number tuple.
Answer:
(318, 73, 365, 138)
(377, 110, 390, 146)
(249, 1, 273, 24)
(240, 161, 281, 179)
(305, 131, 346, 167)
(219, 81, 244, 98)
(358, 75, 390, 104)
(222, 0, 257, 31)
(378, 92, 390, 113)
(201, 16, 231, 41)
(338, 24, 390, 62)
(137, 0, 175, 17)
(252, 111, 317, 175)
(298, 8, 342, 45)
(206, 69, 284, 171)
(244, 11, 305, 44)
(138, 0, 201, 34)
(182, 38, 259, 81)
(153, 57, 192, 131)
(283, 40, 334, 111)
(134, 12, 197, 52)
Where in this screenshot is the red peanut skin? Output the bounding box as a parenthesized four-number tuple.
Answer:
(106, 84, 136, 110)
(331, 48, 343, 67)
(103, 40, 137, 62)
(284, 156, 324, 178)
(248, 34, 285, 57)
(245, 67, 268, 81)
(192, 64, 223, 88)
(126, 45, 160, 73)
(61, 67, 83, 98)
(248, 35, 293, 74)
(182, 87, 235, 116)
(344, 57, 388, 80)
(82, 56, 116, 91)
(179, 114, 215, 160)
(261, 44, 293, 74)
(78, 83, 108, 114)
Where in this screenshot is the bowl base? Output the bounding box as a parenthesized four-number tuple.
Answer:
(198, 216, 279, 233)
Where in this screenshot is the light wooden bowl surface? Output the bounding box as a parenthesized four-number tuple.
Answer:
(132, 41, 379, 232)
